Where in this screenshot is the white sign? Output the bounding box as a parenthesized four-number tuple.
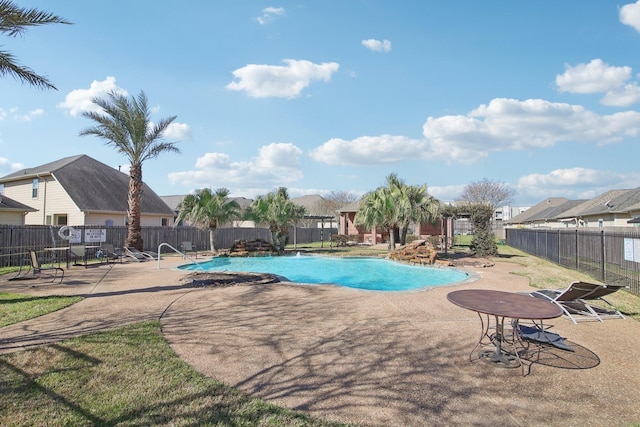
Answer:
(84, 229, 106, 243)
(624, 238, 640, 263)
(69, 228, 82, 244)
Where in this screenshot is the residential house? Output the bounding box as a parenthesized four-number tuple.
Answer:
(505, 198, 572, 228)
(0, 155, 174, 226)
(161, 194, 254, 227)
(553, 189, 631, 228)
(573, 187, 640, 228)
(0, 194, 36, 225)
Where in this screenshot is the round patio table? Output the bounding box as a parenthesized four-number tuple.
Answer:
(447, 289, 563, 372)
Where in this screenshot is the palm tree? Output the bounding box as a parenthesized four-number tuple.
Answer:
(356, 174, 439, 250)
(355, 185, 400, 250)
(247, 187, 307, 252)
(0, 1, 70, 90)
(176, 188, 241, 252)
(80, 90, 180, 250)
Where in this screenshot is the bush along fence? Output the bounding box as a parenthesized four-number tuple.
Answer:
(506, 228, 640, 296)
(0, 225, 337, 268)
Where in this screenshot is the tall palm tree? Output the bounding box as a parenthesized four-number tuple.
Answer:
(80, 90, 180, 250)
(0, 1, 70, 90)
(176, 188, 241, 252)
(247, 187, 307, 252)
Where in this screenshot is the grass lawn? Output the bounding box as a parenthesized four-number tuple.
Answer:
(0, 293, 82, 328)
(0, 321, 347, 427)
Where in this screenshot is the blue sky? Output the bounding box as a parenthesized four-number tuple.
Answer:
(2, 1, 640, 205)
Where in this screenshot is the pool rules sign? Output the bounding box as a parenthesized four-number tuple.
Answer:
(85, 229, 107, 243)
(624, 238, 640, 263)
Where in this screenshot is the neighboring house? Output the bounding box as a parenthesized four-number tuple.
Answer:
(0, 155, 175, 226)
(505, 198, 571, 228)
(574, 187, 640, 228)
(506, 189, 640, 229)
(0, 194, 36, 225)
(553, 189, 631, 228)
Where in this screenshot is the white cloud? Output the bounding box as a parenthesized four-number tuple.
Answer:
(312, 98, 640, 166)
(0, 107, 46, 121)
(58, 76, 128, 116)
(257, 6, 285, 24)
(168, 142, 303, 193)
(516, 168, 640, 201)
(0, 157, 24, 174)
(556, 59, 631, 94)
(163, 122, 191, 140)
(555, 59, 640, 106)
(310, 135, 426, 166)
(422, 98, 640, 162)
(226, 59, 340, 98)
(361, 38, 392, 53)
(428, 184, 466, 203)
(620, 1, 640, 32)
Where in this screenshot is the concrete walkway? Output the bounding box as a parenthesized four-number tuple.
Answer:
(1, 257, 639, 426)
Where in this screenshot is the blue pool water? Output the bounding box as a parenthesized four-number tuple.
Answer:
(179, 255, 469, 291)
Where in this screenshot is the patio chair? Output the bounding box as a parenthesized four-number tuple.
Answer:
(530, 281, 625, 323)
(101, 244, 126, 263)
(28, 249, 64, 283)
(180, 241, 197, 259)
(70, 244, 87, 267)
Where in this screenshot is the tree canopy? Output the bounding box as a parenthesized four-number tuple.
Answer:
(176, 188, 241, 252)
(457, 178, 515, 210)
(246, 187, 307, 252)
(0, 0, 70, 90)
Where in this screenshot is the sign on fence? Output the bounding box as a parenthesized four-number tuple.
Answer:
(624, 238, 640, 262)
(85, 229, 107, 243)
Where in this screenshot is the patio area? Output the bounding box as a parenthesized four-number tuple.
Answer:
(1, 256, 639, 426)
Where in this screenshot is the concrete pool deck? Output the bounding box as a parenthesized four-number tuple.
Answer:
(1, 256, 639, 426)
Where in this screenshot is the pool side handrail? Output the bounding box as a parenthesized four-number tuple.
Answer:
(156, 242, 202, 270)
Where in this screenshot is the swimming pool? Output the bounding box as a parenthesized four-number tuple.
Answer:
(179, 254, 469, 291)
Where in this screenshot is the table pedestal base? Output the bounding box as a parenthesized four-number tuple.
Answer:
(478, 348, 520, 368)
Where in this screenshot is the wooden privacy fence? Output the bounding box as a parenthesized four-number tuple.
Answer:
(506, 228, 640, 295)
(0, 225, 337, 267)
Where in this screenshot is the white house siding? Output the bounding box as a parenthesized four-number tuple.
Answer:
(0, 211, 25, 225)
(5, 177, 83, 225)
(85, 212, 127, 226)
(84, 213, 173, 227)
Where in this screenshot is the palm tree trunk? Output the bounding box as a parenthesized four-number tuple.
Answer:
(209, 227, 217, 252)
(125, 164, 144, 251)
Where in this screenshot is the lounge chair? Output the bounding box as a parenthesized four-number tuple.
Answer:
(124, 247, 149, 262)
(530, 281, 626, 323)
(27, 249, 64, 283)
(125, 247, 159, 261)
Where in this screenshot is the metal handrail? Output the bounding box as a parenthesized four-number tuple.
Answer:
(156, 242, 202, 270)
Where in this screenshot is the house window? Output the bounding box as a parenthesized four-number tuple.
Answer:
(161, 218, 168, 226)
(45, 215, 52, 225)
(105, 220, 114, 226)
(32, 179, 39, 198)
(54, 214, 68, 226)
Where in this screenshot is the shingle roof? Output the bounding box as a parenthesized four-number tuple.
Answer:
(0, 195, 36, 212)
(1, 155, 173, 215)
(579, 187, 640, 216)
(505, 197, 569, 223)
(553, 189, 631, 220)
